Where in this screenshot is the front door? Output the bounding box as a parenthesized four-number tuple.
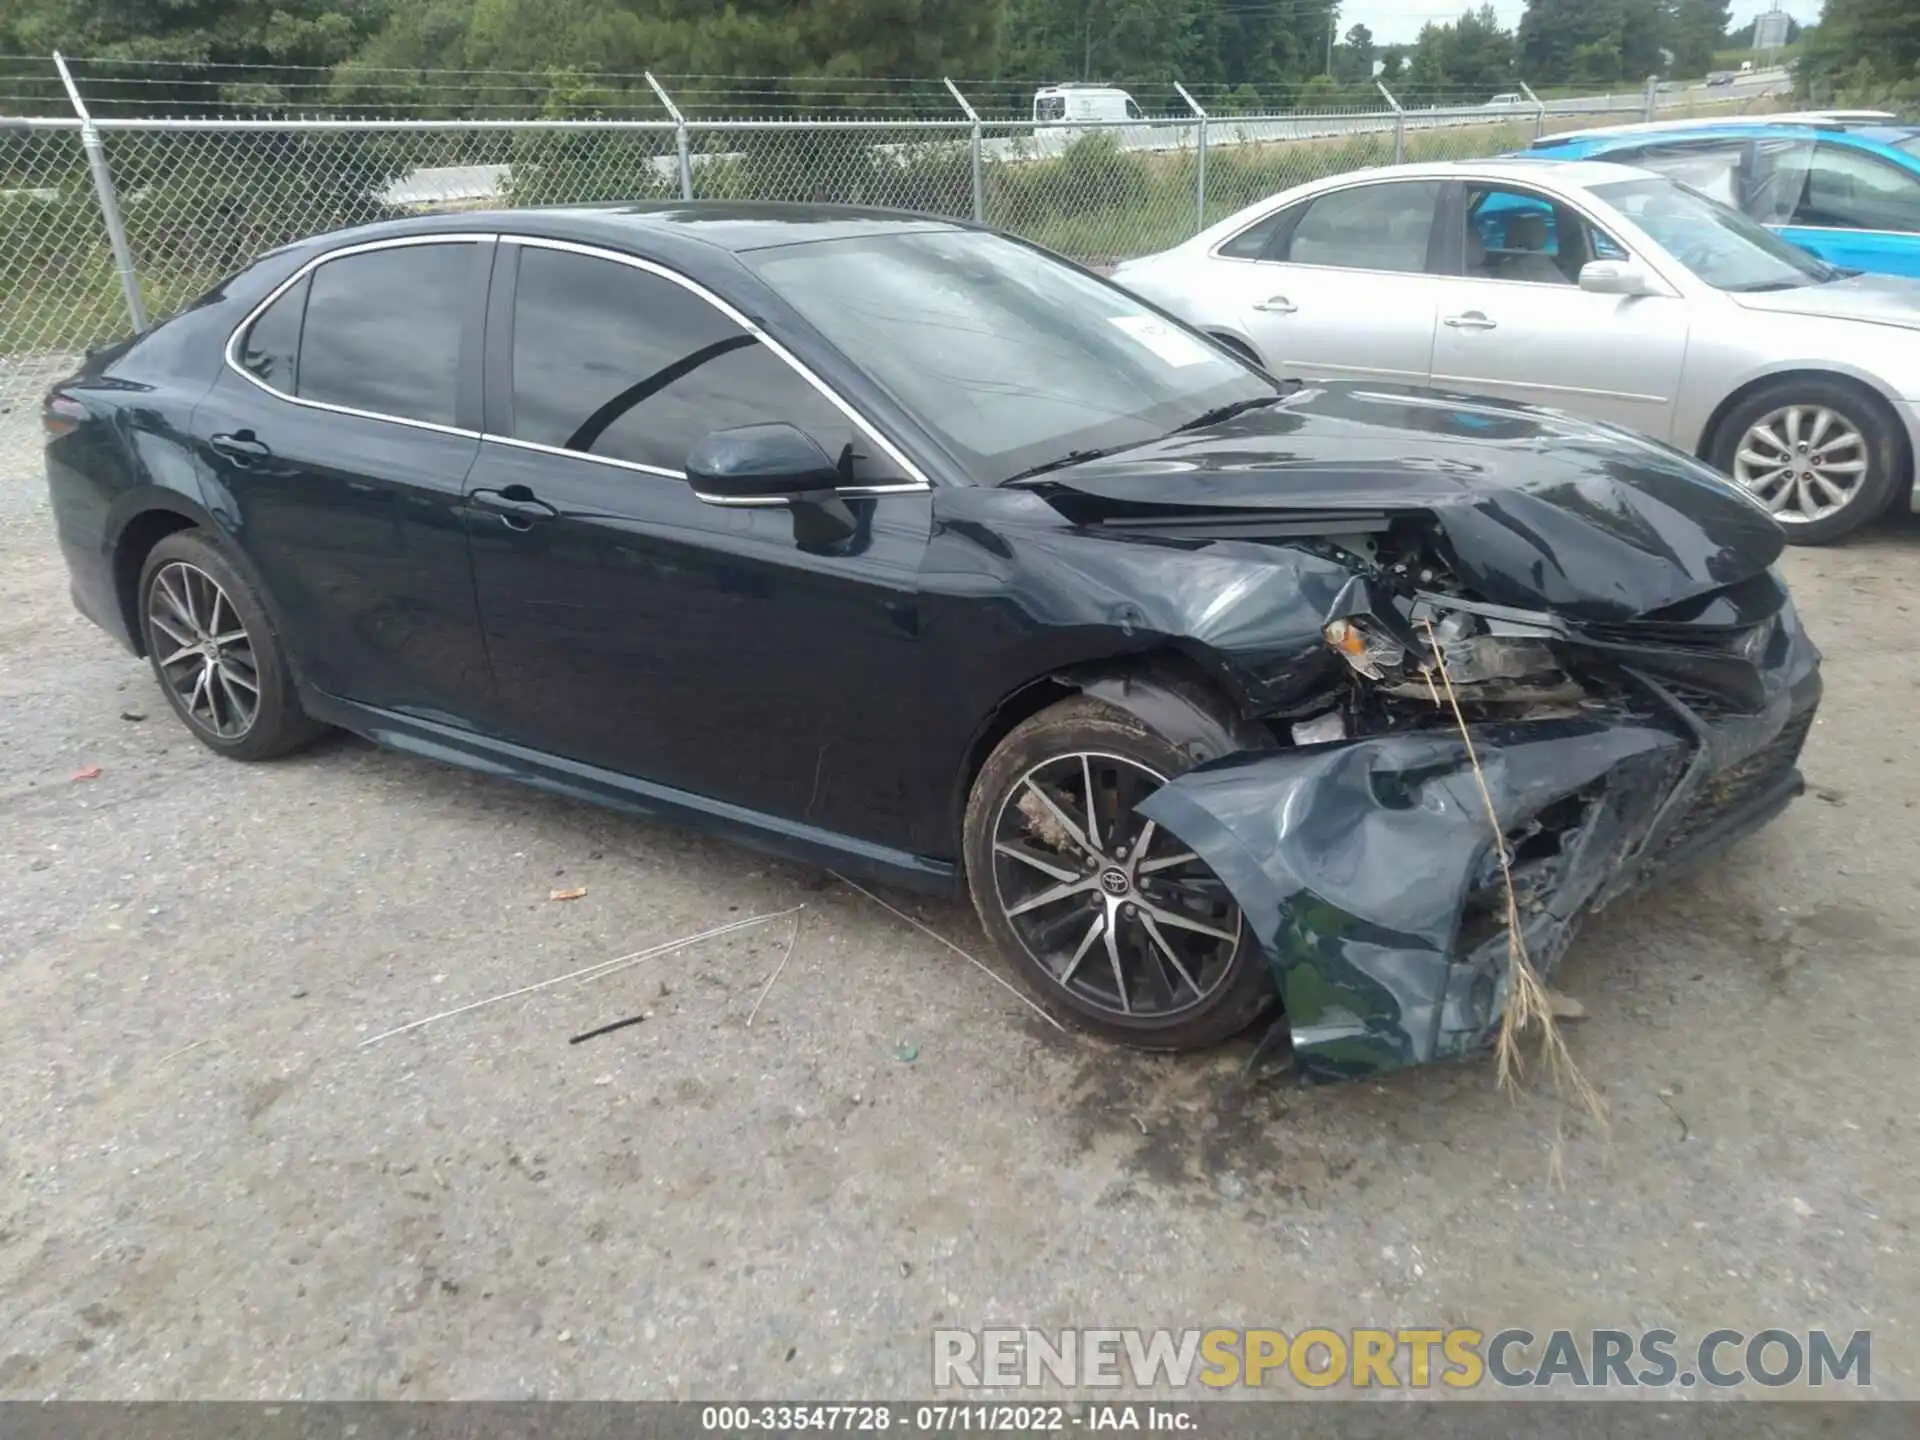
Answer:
(462, 240, 932, 842)
(1427, 182, 1690, 440)
(1227, 178, 1446, 386)
(192, 237, 494, 717)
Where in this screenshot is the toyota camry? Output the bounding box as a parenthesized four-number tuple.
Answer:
(44, 203, 1821, 1079)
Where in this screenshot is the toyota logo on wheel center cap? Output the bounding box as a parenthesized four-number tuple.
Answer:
(1099, 867, 1131, 897)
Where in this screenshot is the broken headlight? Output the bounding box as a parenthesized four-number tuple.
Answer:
(1422, 610, 1560, 684)
(1322, 608, 1562, 687)
(1320, 588, 1584, 711)
(1322, 615, 1405, 680)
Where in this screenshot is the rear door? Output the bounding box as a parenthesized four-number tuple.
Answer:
(193, 236, 494, 717)
(1217, 178, 1445, 385)
(1425, 180, 1690, 440)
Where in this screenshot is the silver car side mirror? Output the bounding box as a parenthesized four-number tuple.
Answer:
(1578, 259, 1658, 297)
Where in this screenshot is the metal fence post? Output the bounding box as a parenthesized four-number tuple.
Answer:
(1642, 74, 1659, 122)
(944, 78, 984, 225)
(647, 72, 693, 200)
(1377, 80, 1404, 165)
(1174, 83, 1207, 231)
(53, 51, 148, 333)
(1519, 81, 1546, 139)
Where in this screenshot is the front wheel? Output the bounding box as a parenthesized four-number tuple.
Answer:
(1710, 378, 1908, 545)
(962, 697, 1276, 1050)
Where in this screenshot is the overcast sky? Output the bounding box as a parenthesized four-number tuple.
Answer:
(1348, 0, 1824, 46)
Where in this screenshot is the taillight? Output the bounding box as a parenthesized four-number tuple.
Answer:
(43, 395, 86, 439)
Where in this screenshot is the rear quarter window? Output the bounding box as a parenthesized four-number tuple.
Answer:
(238, 274, 308, 392)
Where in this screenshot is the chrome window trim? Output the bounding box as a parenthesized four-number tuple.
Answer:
(222, 233, 489, 440)
(222, 230, 934, 500)
(499, 235, 932, 495)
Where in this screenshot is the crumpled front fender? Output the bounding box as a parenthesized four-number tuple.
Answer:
(1137, 719, 1689, 1080)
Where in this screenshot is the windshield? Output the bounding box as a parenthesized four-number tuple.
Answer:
(1591, 175, 1837, 291)
(743, 229, 1273, 483)
(1896, 133, 1920, 159)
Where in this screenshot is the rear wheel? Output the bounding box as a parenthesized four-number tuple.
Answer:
(962, 697, 1276, 1050)
(138, 530, 326, 761)
(1710, 377, 1907, 545)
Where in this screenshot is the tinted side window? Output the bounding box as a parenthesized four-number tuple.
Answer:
(1281, 181, 1442, 272)
(508, 247, 863, 474)
(239, 273, 308, 392)
(1216, 207, 1292, 260)
(297, 244, 472, 426)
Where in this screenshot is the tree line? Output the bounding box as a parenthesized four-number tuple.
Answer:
(0, 0, 1913, 116)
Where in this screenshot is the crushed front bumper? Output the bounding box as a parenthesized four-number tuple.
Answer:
(1137, 620, 1822, 1082)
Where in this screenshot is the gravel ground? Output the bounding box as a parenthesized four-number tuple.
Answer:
(2, 451, 1917, 1402)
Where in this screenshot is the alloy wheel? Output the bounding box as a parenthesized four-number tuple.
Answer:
(990, 752, 1243, 1021)
(147, 561, 261, 740)
(1731, 405, 1868, 525)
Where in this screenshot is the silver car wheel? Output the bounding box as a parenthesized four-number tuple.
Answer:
(990, 751, 1243, 1021)
(1732, 405, 1869, 525)
(147, 561, 261, 740)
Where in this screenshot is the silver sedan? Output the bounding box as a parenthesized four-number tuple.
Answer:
(1111, 158, 1920, 543)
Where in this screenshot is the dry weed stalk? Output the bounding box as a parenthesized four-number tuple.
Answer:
(1418, 620, 1607, 1126)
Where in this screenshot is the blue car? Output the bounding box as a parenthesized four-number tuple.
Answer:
(1524, 118, 1920, 277)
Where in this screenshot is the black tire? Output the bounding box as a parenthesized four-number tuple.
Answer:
(1708, 376, 1909, 545)
(138, 529, 326, 761)
(963, 696, 1277, 1050)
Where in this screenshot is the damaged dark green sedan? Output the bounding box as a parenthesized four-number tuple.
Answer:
(44, 204, 1818, 1081)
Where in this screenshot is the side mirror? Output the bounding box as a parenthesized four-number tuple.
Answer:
(1578, 259, 1659, 297)
(686, 422, 842, 503)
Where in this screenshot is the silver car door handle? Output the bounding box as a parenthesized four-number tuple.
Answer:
(1252, 295, 1297, 314)
(1443, 311, 1497, 330)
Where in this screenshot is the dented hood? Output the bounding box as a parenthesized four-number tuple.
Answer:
(1028, 383, 1784, 624)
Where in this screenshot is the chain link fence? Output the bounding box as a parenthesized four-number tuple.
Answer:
(1, 122, 119, 482)
(0, 66, 1791, 483)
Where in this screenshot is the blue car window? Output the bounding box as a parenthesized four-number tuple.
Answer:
(1795, 142, 1920, 234)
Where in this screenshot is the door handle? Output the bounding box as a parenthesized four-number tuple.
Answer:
(1252, 295, 1297, 314)
(1442, 311, 1498, 331)
(470, 484, 561, 531)
(209, 430, 270, 463)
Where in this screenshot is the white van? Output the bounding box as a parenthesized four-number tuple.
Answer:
(1033, 85, 1145, 124)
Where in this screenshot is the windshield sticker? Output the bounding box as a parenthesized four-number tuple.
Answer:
(1109, 314, 1215, 368)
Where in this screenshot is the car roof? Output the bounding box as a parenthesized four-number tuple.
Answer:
(284, 201, 971, 262)
(1532, 113, 1905, 149)
(1286, 157, 1657, 189)
(1533, 119, 1920, 172)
